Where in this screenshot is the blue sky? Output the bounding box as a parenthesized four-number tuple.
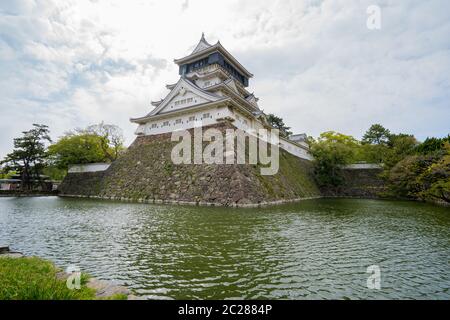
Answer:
(0, 0, 449, 158)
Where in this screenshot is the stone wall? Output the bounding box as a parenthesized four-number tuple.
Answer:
(59, 122, 321, 206)
(320, 168, 386, 198)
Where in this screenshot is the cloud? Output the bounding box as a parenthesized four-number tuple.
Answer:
(0, 0, 449, 159)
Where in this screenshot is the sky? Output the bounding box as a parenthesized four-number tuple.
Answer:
(0, 0, 449, 158)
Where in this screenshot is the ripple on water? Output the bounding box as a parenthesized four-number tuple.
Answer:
(0, 197, 449, 299)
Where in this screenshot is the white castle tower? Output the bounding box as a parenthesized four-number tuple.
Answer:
(131, 34, 311, 160)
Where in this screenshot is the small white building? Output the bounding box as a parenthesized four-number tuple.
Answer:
(0, 179, 21, 191)
(131, 34, 312, 160)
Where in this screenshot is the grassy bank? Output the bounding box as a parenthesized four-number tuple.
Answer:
(0, 256, 125, 300)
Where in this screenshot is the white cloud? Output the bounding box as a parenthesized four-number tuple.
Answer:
(0, 0, 449, 159)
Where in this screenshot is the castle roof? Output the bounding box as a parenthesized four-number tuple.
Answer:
(190, 33, 212, 54)
(174, 34, 253, 78)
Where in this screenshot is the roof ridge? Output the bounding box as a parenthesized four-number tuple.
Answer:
(191, 33, 212, 55)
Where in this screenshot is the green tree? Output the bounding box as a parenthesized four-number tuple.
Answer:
(387, 143, 449, 204)
(357, 143, 388, 163)
(310, 131, 360, 187)
(82, 122, 124, 161)
(48, 122, 125, 170)
(415, 135, 450, 155)
(387, 154, 437, 199)
(362, 124, 391, 145)
(1, 124, 51, 191)
(48, 133, 110, 170)
(266, 114, 293, 138)
(416, 143, 450, 203)
(383, 133, 418, 168)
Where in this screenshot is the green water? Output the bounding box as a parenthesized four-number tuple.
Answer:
(0, 197, 448, 299)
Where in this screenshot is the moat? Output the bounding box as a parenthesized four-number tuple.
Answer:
(0, 197, 448, 299)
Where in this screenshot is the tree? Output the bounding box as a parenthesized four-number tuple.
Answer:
(416, 135, 450, 155)
(416, 143, 450, 203)
(358, 143, 388, 163)
(362, 124, 391, 145)
(383, 133, 418, 168)
(310, 131, 360, 187)
(82, 122, 124, 161)
(48, 133, 112, 170)
(266, 114, 293, 138)
(1, 124, 51, 191)
(387, 143, 449, 204)
(49, 122, 125, 170)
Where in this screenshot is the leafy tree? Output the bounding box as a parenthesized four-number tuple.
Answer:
(82, 122, 124, 161)
(387, 154, 437, 199)
(48, 133, 111, 170)
(42, 166, 68, 181)
(266, 114, 293, 138)
(1, 124, 51, 191)
(362, 124, 391, 145)
(383, 133, 418, 168)
(310, 131, 360, 187)
(416, 143, 450, 203)
(415, 135, 450, 155)
(387, 143, 449, 204)
(48, 122, 125, 170)
(357, 143, 388, 163)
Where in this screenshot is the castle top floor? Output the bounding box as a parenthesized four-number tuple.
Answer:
(174, 34, 253, 87)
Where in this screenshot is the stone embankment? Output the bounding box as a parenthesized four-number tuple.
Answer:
(320, 167, 386, 198)
(60, 122, 321, 206)
(59, 122, 387, 205)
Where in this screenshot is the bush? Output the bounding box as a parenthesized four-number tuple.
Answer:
(387, 144, 450, 203)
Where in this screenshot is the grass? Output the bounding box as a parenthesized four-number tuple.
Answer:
(254, 150, 321, 199)
(0, 256, 120, 300)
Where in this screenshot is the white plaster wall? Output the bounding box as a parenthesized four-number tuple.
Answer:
(342, 163, 382, 169)
(136, 106, 312, 160)
(136, 106, 228, 136)
(229, 110, 313, 160)
(1, 183, 11, 190)
(159, 91, 209, 114)
(68, 163, 111, 173)
(195, 76, 222, 89)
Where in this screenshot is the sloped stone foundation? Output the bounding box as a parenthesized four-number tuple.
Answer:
(320, 168, 386, 198)
(59, 122, 321, 207)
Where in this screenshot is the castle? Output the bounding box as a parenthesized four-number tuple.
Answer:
(130, 34, 312, 161)
(60, 35, 322, 206)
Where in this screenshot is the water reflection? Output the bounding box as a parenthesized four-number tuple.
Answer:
(0, 197, 448, 299)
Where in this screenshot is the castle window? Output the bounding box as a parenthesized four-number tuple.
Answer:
(163, 121, 169, 127)
(189, 116, 196, 121)
(151, 123, 157, 128)
(175, 98, 192, 107)
(202, 112, 210, 119)
(175, 119, 182, 124)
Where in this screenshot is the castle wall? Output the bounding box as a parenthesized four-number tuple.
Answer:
(135, 106, 312, 161)
(59, 122, 321, 207)
(320, 168, 386, 198)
